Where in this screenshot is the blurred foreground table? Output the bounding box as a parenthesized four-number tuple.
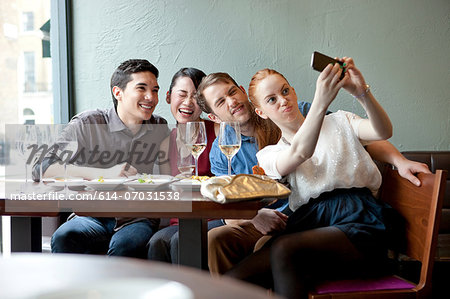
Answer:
(0, 253, 283, 299)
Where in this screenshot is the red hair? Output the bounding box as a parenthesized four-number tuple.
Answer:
(248, 69, 290, 150)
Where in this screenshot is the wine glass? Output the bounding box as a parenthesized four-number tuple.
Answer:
(175, 123, 194, 177)
(55, 125, 78, 195)
(177, 149, 195, 177)
(15, 125, 37, 192)
(185, 121, 207, 176)
(218, 122, 241, 176)
(34, 125, 54, 192)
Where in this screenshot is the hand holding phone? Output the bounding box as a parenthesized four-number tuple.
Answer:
(311, 51, 345, 80)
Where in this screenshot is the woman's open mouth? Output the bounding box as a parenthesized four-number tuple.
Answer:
(178, 108, 194, 116)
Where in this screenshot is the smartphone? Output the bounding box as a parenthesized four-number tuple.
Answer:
(311, 51, 345, 79)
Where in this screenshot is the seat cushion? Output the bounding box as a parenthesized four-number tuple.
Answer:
(314, 275, 415, 294)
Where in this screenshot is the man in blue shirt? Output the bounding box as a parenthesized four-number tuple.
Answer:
(196, 72, 430, 274)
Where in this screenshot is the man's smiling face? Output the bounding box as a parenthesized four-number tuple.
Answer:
(202, 81, 253, 125)
(114, 71, 159, 125)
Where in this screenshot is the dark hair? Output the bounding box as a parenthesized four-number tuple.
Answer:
(110, 59, 159, 108)
(196, 72, 240, 113)
(168, 68, 206, 96)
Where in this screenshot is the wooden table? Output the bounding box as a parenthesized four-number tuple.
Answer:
(1, 186, 271, 269)
(0, 253, 284, 299)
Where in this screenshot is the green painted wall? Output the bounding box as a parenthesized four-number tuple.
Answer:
(72, 0, 449, 150)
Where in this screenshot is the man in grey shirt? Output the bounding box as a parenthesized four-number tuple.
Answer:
(35, 59, 169, 258)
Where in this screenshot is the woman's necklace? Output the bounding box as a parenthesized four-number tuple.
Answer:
(281, 136, 291, 145)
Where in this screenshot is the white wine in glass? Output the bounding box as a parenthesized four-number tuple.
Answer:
(218, 122, 241, 176)
(185, 143, 207, 158)
(219, 144, 240, 158)
(185, 121, 207, 176)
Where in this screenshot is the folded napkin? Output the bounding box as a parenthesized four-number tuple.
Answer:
(201, 174, 291, 203)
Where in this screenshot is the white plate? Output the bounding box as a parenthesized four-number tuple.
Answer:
(45, 177, 87, 187)
(126, 174, 174, 181)
(35, 277, 194, 299)
(124, 175, 175, 190)
(83, 178, 127, 191)
(171, 178, 202, 191)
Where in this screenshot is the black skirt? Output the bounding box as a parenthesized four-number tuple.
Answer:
(283, 188, 392, 258)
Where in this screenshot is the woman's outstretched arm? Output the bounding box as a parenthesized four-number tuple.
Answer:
(340, 57, 392, 141)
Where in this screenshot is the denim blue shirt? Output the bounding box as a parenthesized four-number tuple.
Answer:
(209, 101, 314, 213)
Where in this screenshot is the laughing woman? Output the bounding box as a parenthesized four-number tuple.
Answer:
(147, 68, 223, 263)
(226, 58, 393, 299)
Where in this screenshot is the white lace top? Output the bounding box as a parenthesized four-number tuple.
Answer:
(257, 110, 382, 212)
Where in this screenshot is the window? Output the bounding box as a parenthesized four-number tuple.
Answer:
(1, 0, 71, 255)
(22, 12, 34, 32)
(23, 51, 36, 92)
(0, 0, 53, 177)
(23, 108, 35, 115)
(23, 108, 35, 124)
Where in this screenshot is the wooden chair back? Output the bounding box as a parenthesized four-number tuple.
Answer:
(379, 168, 446, 294)
(309, 168, 447, 298)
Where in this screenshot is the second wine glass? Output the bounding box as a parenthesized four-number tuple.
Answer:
(185, 121, 207, 176)
(15, 125, 37, 192)
(218, 122, 241, 176)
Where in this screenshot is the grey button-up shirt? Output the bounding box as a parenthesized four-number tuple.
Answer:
(34, 107, 169, 178)
(32, 107, 170, 230)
